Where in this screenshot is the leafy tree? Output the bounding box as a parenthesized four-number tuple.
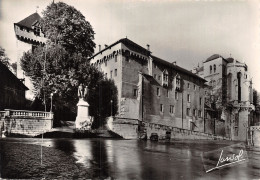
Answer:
(0, 46, 10, 68)
(21, 2, 118, 127)
(11, 62, 17, 73)
(253, 89, 259, 106)
(89, 79, 118, 128)
(41, 2, 95, 57)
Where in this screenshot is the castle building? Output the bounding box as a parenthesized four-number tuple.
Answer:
(90, 38, 207, 133)
(14, 12, 46, 98)
(193, 54, 255, 141)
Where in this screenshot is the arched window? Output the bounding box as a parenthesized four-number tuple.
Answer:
(210, 65, 212, 74)
(237, 72, 242, 102)
(213, 64, 216, 73)
(227, 73, 232, 101)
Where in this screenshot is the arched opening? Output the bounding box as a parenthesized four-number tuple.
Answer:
(227, 73, 232, 101)
(237, 72, 242, 102)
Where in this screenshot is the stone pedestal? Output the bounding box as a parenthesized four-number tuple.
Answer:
(75, 99, 92, 130)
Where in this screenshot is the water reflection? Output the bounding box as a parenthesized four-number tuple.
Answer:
(14, 138, 258, 179)
(53, 139, 75, 154)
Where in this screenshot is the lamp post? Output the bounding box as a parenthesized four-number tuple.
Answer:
(50, 93, 53, 112)
(110, 100, 113, 117)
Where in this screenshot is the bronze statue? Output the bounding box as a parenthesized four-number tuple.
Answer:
(78, 83, 88, 100)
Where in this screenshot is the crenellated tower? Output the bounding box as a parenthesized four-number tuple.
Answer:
(14, 12, 46, 98)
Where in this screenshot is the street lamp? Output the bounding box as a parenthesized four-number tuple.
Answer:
(50, 93, 53, 112)
(110, 100, 113, 117)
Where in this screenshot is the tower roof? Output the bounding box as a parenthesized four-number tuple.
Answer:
(226, 57, 240, 63)
(204, 54, 222, 63)
(15, 12, 42, 29)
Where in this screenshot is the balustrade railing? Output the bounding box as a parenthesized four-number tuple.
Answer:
(0, 111, 5, 118)
(3, 109, 53, 119)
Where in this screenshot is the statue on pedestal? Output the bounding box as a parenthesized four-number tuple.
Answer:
(75, 83, 92, 130)
(78, 83, 88, 101)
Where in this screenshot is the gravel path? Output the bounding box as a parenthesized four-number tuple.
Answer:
(0, 141, 94, 179)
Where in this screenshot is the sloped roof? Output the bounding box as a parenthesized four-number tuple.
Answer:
(142, 74, 161, 86)
(204, 54, 222, 63)
(90, 38, 150, 59)
(0, 62, 28, 90)
(151, 55, 206, 81)
(90, 38, 205, 82)
(120, 38, 150, 56)
(15, 12, 41, 29)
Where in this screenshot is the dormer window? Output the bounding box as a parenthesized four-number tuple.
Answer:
(175, 74, 181, 91)
(34, 26, 40, 36)
(162, 69, 169, 87)
(210, 65, 212, 74)
(214, 64, 216, 73)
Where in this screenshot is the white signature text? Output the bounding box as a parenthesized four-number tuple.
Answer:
(206, 149, 246, 173)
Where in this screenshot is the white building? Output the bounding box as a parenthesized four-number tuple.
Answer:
(194, 54, 254, 141)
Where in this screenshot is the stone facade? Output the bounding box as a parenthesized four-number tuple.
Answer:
(90, 38, 209, 138)
(193, 55, 254, 141)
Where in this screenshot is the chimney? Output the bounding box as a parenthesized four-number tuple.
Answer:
(104, 44, 108, 48)
(99, 45, 101, 52)
(147, 44, 150, 51)
(172, 61, 176, 65)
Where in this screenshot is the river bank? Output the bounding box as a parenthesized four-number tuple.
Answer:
(1, 138, 260, 179)
(0, 141, 95, 179)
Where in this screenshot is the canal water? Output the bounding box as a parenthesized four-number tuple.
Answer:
(4, 138, 260, 179)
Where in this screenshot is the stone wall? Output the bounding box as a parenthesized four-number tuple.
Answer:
(111, 118, 139, 139)
(0, 110, 53, 137)
(204, 118, 214, 134)
(145, 122, 227, 140)
(250, 126, 260, 147)
(110, 117, 228, 140)
(215, 119, 225, 136)
(3, 118, 52, 136)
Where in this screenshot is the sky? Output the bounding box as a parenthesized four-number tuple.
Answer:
(0, 0, 260, 91)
